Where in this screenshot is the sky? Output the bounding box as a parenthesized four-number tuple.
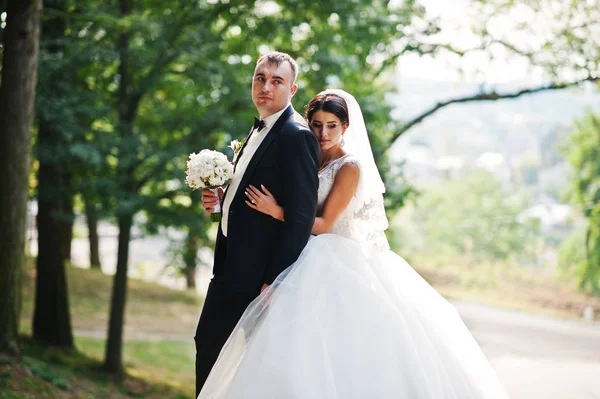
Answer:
(387, 0, 600, 166)
(397, 0, 548, 84)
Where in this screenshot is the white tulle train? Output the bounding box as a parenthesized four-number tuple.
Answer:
(198, 234, 510, 399)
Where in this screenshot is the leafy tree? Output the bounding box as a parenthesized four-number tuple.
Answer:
(32, 0, 115, 347)
(0, 0, 42, 356)
(563, 112, 600, 293)
(32, 0, 79, 349)
(558, 226, 587, 282)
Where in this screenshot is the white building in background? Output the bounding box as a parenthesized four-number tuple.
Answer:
(518, 203, 576, 231)
(436, 155, 465, 179)
(474, 152, 512, 183)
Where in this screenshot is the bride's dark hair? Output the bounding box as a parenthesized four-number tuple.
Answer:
(305, 93, 349, 125)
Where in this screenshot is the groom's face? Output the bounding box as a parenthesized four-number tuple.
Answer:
(252, 59, 297, 119)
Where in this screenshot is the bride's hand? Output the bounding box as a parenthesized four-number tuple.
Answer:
(245, 185, 282, 220)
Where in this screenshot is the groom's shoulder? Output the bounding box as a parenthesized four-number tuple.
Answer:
(280, 110, 311, 137)
(280, 109, 308, 130)
(277, 106, 317, 153)
(291, 110, 308, 128)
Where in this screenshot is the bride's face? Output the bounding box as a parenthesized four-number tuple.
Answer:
(309, 110, 348, 151)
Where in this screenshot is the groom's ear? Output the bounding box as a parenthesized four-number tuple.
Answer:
(289, 83, 298, 98)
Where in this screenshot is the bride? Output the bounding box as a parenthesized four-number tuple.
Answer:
(198, 90, 510, 398)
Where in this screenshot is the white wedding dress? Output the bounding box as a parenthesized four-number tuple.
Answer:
(198, 154, 510, 399)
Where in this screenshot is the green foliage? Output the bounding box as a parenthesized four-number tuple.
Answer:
(34, 1, 115, 221)
(563, 111, 600, 293)
(34, 0, 439, 225)
(31, 0, 435, 285)
(558, 226, 587, 281)
(28, 364, 71, 390)
(385, 160, 419, 216)
(411, 172, 540, 261)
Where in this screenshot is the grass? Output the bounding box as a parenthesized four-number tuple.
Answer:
(0, 338, 194, 398)
(5, 259, 201, 398)
(75, 337, 195, 389)
(20, 260, 202, 336)
(407, 252, 600, 322)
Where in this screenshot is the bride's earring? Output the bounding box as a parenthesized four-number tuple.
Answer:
(340, 135, 345, 147)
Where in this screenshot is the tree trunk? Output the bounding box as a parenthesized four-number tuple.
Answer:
(83, 192, 101, 269)
(0, 0, 42, 355)
(183, 234, 198, 290)
(104, 213, 133, 374)
(33, 158, 74, 347)
(185, 266, 197, 290)
(60, 191, 74, 263)
(31, 0, 74, 349)
(104, 0, 136, 375)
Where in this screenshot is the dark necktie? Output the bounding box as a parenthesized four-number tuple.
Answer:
(253, 117, 266, 132)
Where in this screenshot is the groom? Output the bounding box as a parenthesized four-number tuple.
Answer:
(195, 51, 320, 395)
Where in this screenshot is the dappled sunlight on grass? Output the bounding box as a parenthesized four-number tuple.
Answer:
(75, 336, 195, 387)
(1, 338, 192, 398)
(21, 258, 203, 336)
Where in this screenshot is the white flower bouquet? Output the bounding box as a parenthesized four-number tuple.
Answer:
(185, 149, 234, 222)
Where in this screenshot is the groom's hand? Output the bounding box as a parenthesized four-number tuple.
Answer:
(201, 187, 224, 214)
(258, 283, 272, 307)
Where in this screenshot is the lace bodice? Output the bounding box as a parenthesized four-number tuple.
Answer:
(317, 155, 390, 250)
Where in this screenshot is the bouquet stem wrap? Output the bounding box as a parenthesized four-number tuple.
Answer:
(210, 187, 222, 222)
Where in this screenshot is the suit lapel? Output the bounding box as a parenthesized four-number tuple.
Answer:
(237, 105, 293, 197)
(233, 127, 255, 173)
(222, 126, 254, 205)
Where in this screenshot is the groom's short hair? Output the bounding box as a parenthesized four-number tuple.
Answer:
(256, 51, 299, 83)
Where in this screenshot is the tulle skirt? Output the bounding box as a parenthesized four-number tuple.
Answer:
(198, 234, 510, 399)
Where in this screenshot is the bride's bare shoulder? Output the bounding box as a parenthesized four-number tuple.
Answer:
(334, 160, 360, 185)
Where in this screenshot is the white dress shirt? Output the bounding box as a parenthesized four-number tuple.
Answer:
(221, 106, 289, 237)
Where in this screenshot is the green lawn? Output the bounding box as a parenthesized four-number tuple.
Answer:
(20, 260, 203, 336)
(0, 338, 194, 398)
(76, 336, 195, 390)
(5, 260, 202, 398)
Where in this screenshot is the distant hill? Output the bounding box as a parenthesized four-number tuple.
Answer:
(388, 77, 600, 163)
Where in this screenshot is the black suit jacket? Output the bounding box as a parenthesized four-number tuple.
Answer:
(212, 105, 320, 293)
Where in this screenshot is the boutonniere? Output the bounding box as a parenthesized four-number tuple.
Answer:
(229, 138, 246, 163)
(229, 138, 245, 155)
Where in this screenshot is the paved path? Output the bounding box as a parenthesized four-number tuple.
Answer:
(454, 301, 600, 399)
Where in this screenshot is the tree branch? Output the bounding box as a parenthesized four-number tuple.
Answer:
(387, 76, 600, 150)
